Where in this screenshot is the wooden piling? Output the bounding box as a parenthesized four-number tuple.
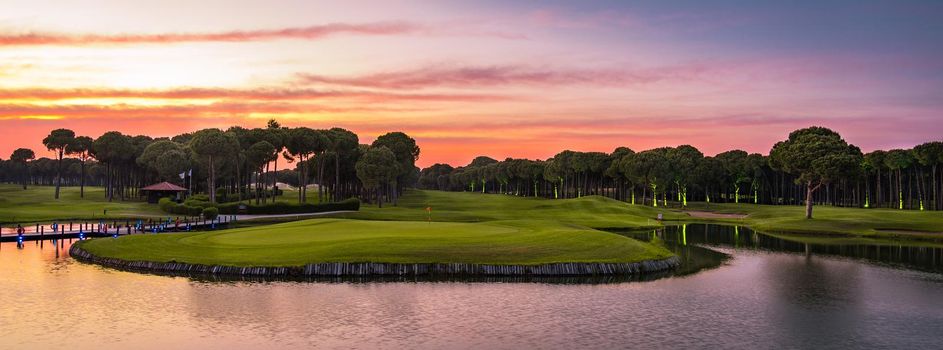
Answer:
(69, 244, 681, 278)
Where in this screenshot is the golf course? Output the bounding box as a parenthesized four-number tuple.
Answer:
(70, 189, 681, 273)
(0, 184, 162, 222)
(54, 185, 942, 275)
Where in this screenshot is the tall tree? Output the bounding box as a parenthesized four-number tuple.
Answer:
(716, 150, 751, 203)
(694, 156, 726, 203)
(264, 120, 287, 203)
(10, 148, 36, 189)
(884, 149, 914, 210)
(666, 145, 703, 206)
(66, 136, 93, 198)
(92, 132, 133, 201)
(625, 148, 670, 206)
(285, 127, 329, 203)
(371, 132, 420, 205)
(912, 142, 943, 210)
(863, 151, 887, 208)
(247, 141, 277, 204)
(189, 129, 238, 203)
(137, 140, 187, 180)
(769, 127, 863, 219)
(355, 146, 400, 208)
(327, 128, 360, 201)
(42, 128, 75, 199)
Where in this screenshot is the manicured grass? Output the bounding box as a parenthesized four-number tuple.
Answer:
(677, 202, 943, 241)
(0, 184, 162, 222)
(0, 184, 320, 223)
(333, 189, 685, 229)
(76, 218, 673, 266)
(74, 190, 682, 266)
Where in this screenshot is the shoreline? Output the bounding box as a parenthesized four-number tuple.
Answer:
(69, 244, 680, 277)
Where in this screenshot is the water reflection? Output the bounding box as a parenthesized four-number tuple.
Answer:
(2, 236, 943, 349)
(654, 224, 943, 273)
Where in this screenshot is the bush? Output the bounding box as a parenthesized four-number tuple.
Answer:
(188, 194, 210, 202)
(159, 197, 209, 216)
(215, 188, 285, 203)
(184, 197, 209, 207)
(217, 198, 360, 215)
(202, 207, 219, 220)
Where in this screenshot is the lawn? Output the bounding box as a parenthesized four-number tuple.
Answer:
(677, 202, 943, 241)
(65, 188, 943, 268)
(76, 218, 673, 266)
(0, 184, 321, 223)
(0, 184, 162, 222)
(332, 189, 685, 229)
(74, 189, 683, 266)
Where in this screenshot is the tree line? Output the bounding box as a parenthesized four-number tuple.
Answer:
(0, 120, 420, 207)
(419, 127, 943, 218)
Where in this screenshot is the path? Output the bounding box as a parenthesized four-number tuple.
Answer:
(1, 210, 355, 241)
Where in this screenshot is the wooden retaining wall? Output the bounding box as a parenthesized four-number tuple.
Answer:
(69, 244, 680, 277)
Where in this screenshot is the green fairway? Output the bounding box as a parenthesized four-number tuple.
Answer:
(678, 202, 943, 241)
(76, 218, 673, 266)
(0, 184, 323, 223)
(0, 184, 162, 222)
(73, 189, 681, 267)
(333, 189, 685, 229)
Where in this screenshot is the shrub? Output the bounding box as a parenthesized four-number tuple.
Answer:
(217, 198, 360, 215)
(159, 197, 210, 216)
(202, 207, 219, 220)
(215, 188, 286, 203)
(158, 197, 176, 212)
(188, 194, 210, 202)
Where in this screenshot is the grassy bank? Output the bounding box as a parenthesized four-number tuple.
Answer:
(0, 185, 162, 222)
(73, 190, 681, 267)
(677, 202, 943, 242)
(332, 189, 685, 229)
(0, 184, 322, 223)
(76, 218, 673, 266)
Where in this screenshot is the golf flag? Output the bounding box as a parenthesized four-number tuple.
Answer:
(425, 207, 432, 212)
(179, 172, 186, 179)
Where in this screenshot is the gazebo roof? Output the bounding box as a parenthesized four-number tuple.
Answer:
(141, 182, 187, 192)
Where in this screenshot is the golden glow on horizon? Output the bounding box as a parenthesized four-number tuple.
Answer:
(1, 115, 64, 120)
(0, 1, 940, 167)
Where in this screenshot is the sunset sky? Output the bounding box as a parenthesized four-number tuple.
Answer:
(1, 0, 941, 167)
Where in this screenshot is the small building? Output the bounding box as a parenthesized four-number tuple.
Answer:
(141, 182, 187, 204)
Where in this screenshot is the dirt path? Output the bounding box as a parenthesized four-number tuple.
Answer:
(683, 211, 748, 219)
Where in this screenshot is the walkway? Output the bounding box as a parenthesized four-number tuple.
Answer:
(0, 210, 355, 242)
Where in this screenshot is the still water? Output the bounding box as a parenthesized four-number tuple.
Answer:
(1, 225, 941, 349)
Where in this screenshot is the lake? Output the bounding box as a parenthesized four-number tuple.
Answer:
(1, 224, 941, 349)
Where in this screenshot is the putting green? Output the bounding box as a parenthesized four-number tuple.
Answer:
(77, 218, 673, 266)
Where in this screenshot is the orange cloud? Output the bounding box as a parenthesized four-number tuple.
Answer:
(0, 22, 420, 46)
(0, 101, 417, 119)
(0, 87, 511, 103)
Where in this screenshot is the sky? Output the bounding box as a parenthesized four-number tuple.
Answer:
(1, 0, 941, 167)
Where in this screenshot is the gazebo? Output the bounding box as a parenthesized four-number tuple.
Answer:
(141, 182, 188, 203)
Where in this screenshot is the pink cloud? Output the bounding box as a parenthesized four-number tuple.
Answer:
(0, 87, 510, 103)
(0, 22, 420, 46)
(297, 63, 720, 89)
